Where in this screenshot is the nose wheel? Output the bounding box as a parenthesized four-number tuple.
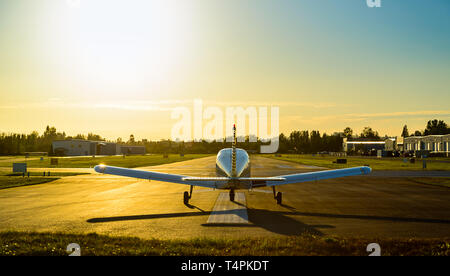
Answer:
(229, 189, 235, 202)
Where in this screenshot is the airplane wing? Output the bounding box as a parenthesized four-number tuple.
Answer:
(95, 165, 371, 188)
(265, 166, 372, 186)
(94, 165, 220, 188)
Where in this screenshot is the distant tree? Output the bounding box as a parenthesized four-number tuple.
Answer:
(310, 130, 321, 153)
(43, 126, 56, 138)
(414, 130, 422, 136)
(360, 127, 380, 140)
(87, 133, 103, 141)
(0, 126, 66, 155)
(423, 119, 449, 135)
(128, 134, 135, 144)
(343, 127, 353, 139)
(401, 125, 409, 138)
(289, 130, 310, 153)
(277, 133, 290, 153)
(74, 134, 86, 140)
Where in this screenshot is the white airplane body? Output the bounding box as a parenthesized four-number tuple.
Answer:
(95, 125, 371, 204)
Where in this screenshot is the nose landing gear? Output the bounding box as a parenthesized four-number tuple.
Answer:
(229, 188, 235, 202)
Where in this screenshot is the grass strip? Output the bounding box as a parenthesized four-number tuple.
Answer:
(0, 154, 211, 168)
(264, 154, 450, 171)
(0, 231, 448, 256)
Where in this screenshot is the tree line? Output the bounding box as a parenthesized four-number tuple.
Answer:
(143, 131, 344, 154)
(0, 126, 104, 155)
(0, 127, 344, 155)
(0, 119, 447, 155)
(401, 119, 450, 137)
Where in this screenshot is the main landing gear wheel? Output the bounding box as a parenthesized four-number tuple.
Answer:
(183, 191, 190, 205)
(183, 185, 193, 205)
(272, 186, 282, 205)
(229, 189, 235, 202)
(276, 192, 282, 205)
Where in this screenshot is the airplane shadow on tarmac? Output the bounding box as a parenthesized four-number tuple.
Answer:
(87, 203, 450, 236)
(87, 207, 326, 236)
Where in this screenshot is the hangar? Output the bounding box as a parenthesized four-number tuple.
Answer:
(343, 138, 386, 154)
(52, 140, 145, 156)
(343, 137, 403, 156)
(53, 140, 94, 156)
(120, 145, 146, 155)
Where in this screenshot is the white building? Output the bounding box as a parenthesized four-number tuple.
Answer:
(404, 134, 450, 156)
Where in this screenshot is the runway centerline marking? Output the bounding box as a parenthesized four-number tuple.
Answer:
(206, 192, 249, 224)
(277, 165, 293, 168)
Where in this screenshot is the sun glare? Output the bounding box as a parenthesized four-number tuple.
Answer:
(42, 0, 193, 99)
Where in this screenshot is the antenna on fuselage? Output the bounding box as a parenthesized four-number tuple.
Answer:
(231, 124, 237, 177)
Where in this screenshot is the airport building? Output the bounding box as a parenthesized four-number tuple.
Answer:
(52, 140, 145, 156)
(404, 134, 450, 157)
(120, 145, 146, 155)
(53, 140, 94, 156)
(343, 139, 385, 153)
(343, 137, 403, 156)
(384, 137, 403, 152)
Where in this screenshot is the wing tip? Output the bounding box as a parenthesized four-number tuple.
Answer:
(362, 166, 372, 175)
(94, 164, 106, 173)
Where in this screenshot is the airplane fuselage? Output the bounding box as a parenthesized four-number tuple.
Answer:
(95, 146, 371, 205)
(215, 148, 250, 189)
(94, 124, 371, 205)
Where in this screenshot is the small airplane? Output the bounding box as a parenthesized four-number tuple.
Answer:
(95, 125, 371, 205)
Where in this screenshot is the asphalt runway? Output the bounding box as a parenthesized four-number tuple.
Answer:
(206, 193, 249, 224)
(0, 156, 449, 240)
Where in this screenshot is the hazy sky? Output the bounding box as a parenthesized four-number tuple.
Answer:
(0, 0, 449, 141)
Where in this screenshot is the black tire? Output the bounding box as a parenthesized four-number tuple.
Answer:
(276, 192, 282, 205)
(229, 190, 235, 202)
(183, 191, 189, 205)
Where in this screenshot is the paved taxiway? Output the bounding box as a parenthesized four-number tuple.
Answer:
(0, 156, 449, 239)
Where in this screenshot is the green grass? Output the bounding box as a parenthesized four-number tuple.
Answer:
(0, 231, 448, 256)
(264, 154, 450, 171)
(5, 172, 89, 177)
(0, 176, 60, 189)
(0, 156, 19, 160)
(0, 172, 88, 190)
(0, 154, 211, 168)
(0, 156, 29, 160)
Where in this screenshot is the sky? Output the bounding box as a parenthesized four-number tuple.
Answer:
(0, 0, 449, 141)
